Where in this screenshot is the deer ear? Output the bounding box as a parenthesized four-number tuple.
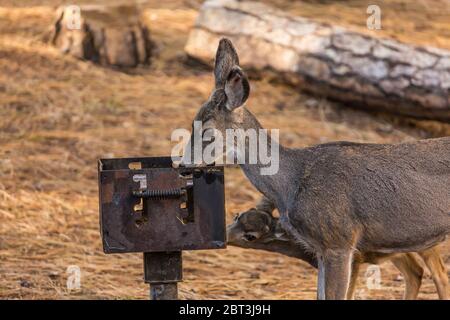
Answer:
(214, 38, 250, 111)
(256, 196, 276, 217)
(225, 68, 250, 111)
(214, 38, 240, 88)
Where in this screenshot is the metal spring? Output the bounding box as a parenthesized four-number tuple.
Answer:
(133, 188, 185, 199)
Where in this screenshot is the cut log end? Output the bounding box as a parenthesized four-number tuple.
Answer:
(50, 4, 155, 68)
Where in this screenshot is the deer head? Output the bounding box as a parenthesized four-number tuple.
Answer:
(227, 207, 290, 245)
(180, 38, 262, 167)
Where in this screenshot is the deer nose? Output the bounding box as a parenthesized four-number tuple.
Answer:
(172, 158, 182, 168)
(244, 233, 257, 241)
(172, 156, 196, 168)
(176, 153, 194, 168)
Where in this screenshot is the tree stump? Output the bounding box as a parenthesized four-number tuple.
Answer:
(185, 0, 450, 122)
(51, 4, 154, 68)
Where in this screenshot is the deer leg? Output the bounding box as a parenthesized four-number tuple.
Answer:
(346, 260, 361, 300)
(418, 247, 449, 300)
(390, 254, 423, 300)
(317, 256, 326, 300)
(318, 249, 354, 300)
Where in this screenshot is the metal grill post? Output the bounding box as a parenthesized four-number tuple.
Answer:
(150, 283, 178, 300)
(143, 251, 182, 300)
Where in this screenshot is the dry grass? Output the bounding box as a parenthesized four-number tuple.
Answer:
(0, 0, 449, 299)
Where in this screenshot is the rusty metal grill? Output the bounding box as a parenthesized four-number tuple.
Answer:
(98, 156, 226, 299)
(98, 156, 226, 253)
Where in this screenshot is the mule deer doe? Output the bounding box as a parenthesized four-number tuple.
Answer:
(227, 196, 449, 299)
(182, 38, 450, 299)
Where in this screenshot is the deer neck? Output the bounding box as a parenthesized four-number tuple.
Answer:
(231, 107, 300, 213)
(261, 240, 317, 267)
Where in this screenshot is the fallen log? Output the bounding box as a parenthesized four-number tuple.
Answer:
(185, 0, 450, 122)
(50, 4, 154, 68)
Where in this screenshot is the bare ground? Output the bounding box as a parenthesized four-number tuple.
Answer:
(0, 0, 449, 299)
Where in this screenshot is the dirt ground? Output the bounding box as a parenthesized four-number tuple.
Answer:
(0, 0, 449, 299)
